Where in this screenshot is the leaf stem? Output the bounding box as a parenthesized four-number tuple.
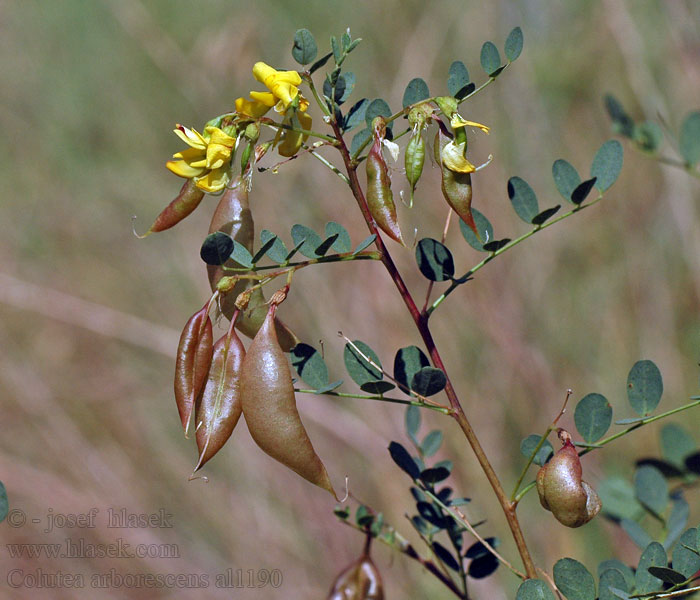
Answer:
(295, 388, 452, 413)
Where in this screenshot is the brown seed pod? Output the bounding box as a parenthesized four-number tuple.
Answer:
(206, 178, 299, 351)
(143, 178, 205, 236)
(194, 328, 245, 470)
(174, 304, 213, 436)
(327, 555, 384, 600)
(536, 429, 602, 527)
(241, 304, 336, 498)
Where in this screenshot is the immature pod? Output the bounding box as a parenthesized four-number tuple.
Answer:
(435, 129, 478, 236)
(327, 556, 384, 600)
(143, 179, 205, 236)
(194, 329, 245, 470)
(366, 118, 404, 245)
(207, 178, 299, 351)
(536, 429, 602, 528)
(174, 304, 213, 436)
(241, 304, 336, 498)
(404, 131, 425, 207)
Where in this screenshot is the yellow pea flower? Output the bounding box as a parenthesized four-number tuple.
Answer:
(252, 62, 302, 112)
(166, 125, 236, 192)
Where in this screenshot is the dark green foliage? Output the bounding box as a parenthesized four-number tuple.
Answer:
(571, 178, 597, 205)
(402, 78, 430, 108)
(353, 234, 377, 255)
(395, 346, 430, 392)
(421, 430, 443, 457)
(574, 393, 612, 443)
(604, 94, 635, 138)
(350, 127, 371, 155)
(660, 423, 696, 469)
(344, 98, 369, 131)
(552, 159, 582, 203)
(635, 542, 666, 594)
(447, 61, 470, 98)
(411, 367, 447, 396)
(590, 140, 623, 192)
(553, 558, 596, 600)
(480, 41, 501, 76)
(507, 176, 539, 223)
(460, 208, 494, 251)
(365, 98, 393, 130)
(504, 26, 523, 62)
(627, 360, 663, 416)
(671, 528, 700, 578)
(516, 579, 556, 600)
(200, 231, 233, 266)
(291, 29, 317, 64)
(261, 229, 289, 263)
(291, 343, 329, 389)
(324, 222, 352, 253)
(520, 434, 554, 466)
(344, 340, 382, 386)
(598, 476, 644, 521)
(432, 541, 460, 571)
(416, 238, 454, 281)
(634, 464, 668, 516)
(389, 441, 420, 479)
(290, 224, 324, 258)
(531, 205, 561, 226)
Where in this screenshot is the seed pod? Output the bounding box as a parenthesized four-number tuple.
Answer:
(206, 178, 299, 351)
(194, 329, 245, 470)
(366, 118, 404, 245)
(174, 304, 213, 436)
(536, 429, 602, 528)
(435, 129, 478, 236)
(241, 304, 336, 498)
(404, 131, 425, 207)
(327, 556, 384, 600)
(143, 179, 205, 236)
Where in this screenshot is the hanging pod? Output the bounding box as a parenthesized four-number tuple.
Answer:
(366, 117, 404, 245)
(193, 328, 245, 470)
(142, 178, 205, 236)
(327, 538, 384, 600)
(240, 304, 336, 498)
(536, 429, 602, 527)
(174, 303, 214, 436)
(207, 178, 299, 351)
(404, 130, 425, 207)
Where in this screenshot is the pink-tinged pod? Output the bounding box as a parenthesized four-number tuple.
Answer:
(240, 304, 336, 498)
(206, 178, 299, 351)
(174, 304, 213, 436)
(536, 429, 602, 527)
(327, 555, 384, 600)
(194, 330, 245, 470)
(145, 179, 205, 235)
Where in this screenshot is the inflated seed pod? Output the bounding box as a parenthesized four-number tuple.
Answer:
(366, 118, 404, 245)
(404, 130, 425, 207)
(327, 555, 384, 600)
(536, 429, 602, 528)
(174, 304, 213, 436)
(241, 304, 336, 498)
(143, 179, 205, 236)
(207, 178, 299, 351)
(194, 329, 245, 470)
(435, 129, 478, 236)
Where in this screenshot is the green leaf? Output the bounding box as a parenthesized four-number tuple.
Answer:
(394, 346, 430, 391)
(505, 26, 524, 61)
(460, 207, 494, 252)
(679, 111, 700, 166)
(469, 554, 499, 579)
(553, 558, 596, 600)
(200, 232, 233, 266)
(388, 441, 420, 479)
(421, 430, 443, 457)
(647, 566, 686, 585)
(520, 434, 554, 467)
(365, 98, 393, 130)
(344, 340, 382, 386)
(552, 159, 582, 203)
(480, 41, 501, 76)
(331, 35, 341, 64)
(338, 72, 355, 103)
(516, 579, 557, 600)
(291, 29, 317, 65)
(314, 234, 339, 256)
(0, 481, 7, 523)
(531, 205, 561, 226)
(284, 237, 306, 261)
(598, 560, 635, 590)
(420, 467, 450, 484)
(344, 98, 369, 132)
(465, 537, 499, 559)
(672, 527, 700, 578)
(230, 241, 254, 269)
(416, 238, 455, 281)
(621, 518, 654, 549)
(405, 405, 421, 443)
(634, 121, 664, 153)
(591, 140, 623, 192)
(432, 541, 460, 571)
(604, 94, 635, 138)
(309, 51, 332, 74)
(315, 380, 343, 394)
(251, 234, 279, 264)
(290, 224, 324, 259)
(323, 222, 352, 254)
(290, 343, 329, 389)
(483, 238, 511, 252)
(323, 75, 347, 105)
(334, 505, 350, 519)
(636, 542, 666, 594)
(435, 460, 453, 474)
(353, 234, 376, 255)
(448, 496, 470, 506)
(627, 360, 663, 416)
(635, 465, 668, 516)
(350, 127, 371, 156)
(360, 380, 395, 394)
(571, 178, 598, 205)
(665, 494, 689, 550)
(598, 477, 645, 520)
(402, 78, 430, 109)
(447, 60, 470, 97)
(261, 229, 289, 263)
(614, 417, 645, 425)
(599, 569, 629, 600)
(508, 176, 540, 223)
(660, 424, 696, 469)
(574, 393, 612, 443)
(411, 367, 447, 396)
(355, 504, 374, 527)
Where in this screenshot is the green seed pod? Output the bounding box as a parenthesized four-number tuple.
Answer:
(404, 131, 425, 206)
(207, 178, 299, 351)
(366, 126, 404, 245)
(174, 304, 213, 436)
(327, 556, 384, 600)
(536, 429, 602, 528)
(194, 329, 245, 470)
(241, 304, 336, 498)
(435, 130, 478, 236)
(143, 179, 205, 236)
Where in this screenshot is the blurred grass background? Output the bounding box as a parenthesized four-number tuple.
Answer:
(1, 0, 699, 598)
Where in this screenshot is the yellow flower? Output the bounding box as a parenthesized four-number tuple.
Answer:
(277, 110, 313, 157)
(235, 92, 276, 119)
(166, 125, 236, 192)
(252, 62, 302, 111)
(450, 114, 490, 134)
